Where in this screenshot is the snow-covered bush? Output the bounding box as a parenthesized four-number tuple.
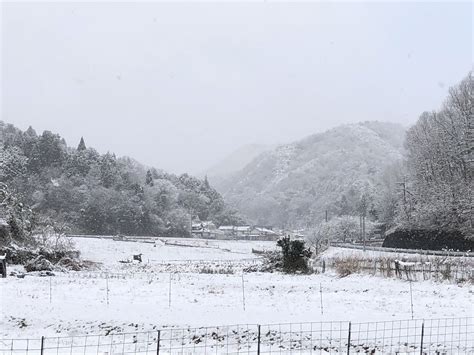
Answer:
(35, 220, 75, 255)
(25, 255, 54, 272)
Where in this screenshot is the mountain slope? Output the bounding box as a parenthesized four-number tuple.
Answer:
(219, 121, 406, 228)
(203, 144, 272, 184)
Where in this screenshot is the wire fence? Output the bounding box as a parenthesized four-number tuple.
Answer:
(319, 256, 474, 283)
(1, 317, 472, 354)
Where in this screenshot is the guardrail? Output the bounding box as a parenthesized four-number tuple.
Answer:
(331, 242, 472, 257)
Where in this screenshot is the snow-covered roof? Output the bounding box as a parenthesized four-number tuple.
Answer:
(235, 226, 251, 231)
(193, 221, 216, 231)
(219, 226, 234, 231)
(201, 221, 215, 227)
(192, 228, 224, 235)
(255, 227, 278, 235)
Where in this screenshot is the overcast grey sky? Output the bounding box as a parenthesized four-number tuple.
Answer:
(1, 1, 472, 174)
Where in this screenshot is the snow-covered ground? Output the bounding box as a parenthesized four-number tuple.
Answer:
(73, 236, 276, 266)
(2, 270, 472, 338)
(1, 237, 472, 353)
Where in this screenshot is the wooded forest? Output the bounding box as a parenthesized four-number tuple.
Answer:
(0, 124, 243, 239)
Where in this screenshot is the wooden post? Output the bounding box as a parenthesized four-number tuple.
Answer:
(106, 273, 109, 306)
(156, 330, 161, 355)
(319, 283, 323, 315)
(347, 322, 351, 355)
(40, 336, 45, 355)
(168, 273, 172, 308)
(241, 274, 246, 311)
(257, 325, 261, 355)
(419, 322, 424, 355)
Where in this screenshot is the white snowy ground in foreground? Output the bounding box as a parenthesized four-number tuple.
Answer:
(1, 271, 472, 338)
(0, 238, 472, 340)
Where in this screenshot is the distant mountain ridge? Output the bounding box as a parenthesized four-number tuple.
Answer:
(217, 121, 406, 228)
(203, 144, 273, 185)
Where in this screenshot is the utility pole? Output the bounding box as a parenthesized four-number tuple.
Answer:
(359, 194, 367, 251)
(362, 214, 366, 252)
(397, 179, 411, 222)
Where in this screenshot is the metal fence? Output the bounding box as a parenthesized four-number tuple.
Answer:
(1, 317, 472, 354)
(318, 257, 474, 283)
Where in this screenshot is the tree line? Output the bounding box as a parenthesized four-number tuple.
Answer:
(306, 73, 472, 245)
(401, 72, 472, 232)
(334, 72, 473, 236)
(0, 123, 243, 240)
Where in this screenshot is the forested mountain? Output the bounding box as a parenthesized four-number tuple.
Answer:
(0, 122, 242, 237)
(218, 121, 407, 228)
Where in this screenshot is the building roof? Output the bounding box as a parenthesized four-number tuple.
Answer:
(254, 227, 278, 235)
(235, 226, 251, 232)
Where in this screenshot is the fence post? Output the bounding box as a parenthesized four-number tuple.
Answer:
(419, 322, 424, 355)
(156, 330, 161, 355)
(168, 273, 172, 308)
(347, 322, 351, 355)
(40, 336, 44, 355)
(257, 324, 261, 355)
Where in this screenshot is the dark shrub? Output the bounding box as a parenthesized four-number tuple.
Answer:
(277, 236, 312, 273)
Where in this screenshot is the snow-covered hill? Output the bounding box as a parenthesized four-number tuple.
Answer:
(218, 121, 406, 227)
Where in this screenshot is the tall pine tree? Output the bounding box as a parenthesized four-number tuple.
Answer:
(77, 137, 86, 151)
(145, 170, 154, 186)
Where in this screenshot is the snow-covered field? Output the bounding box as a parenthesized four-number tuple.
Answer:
(1, 237, 473, 353)
(73, 236, 276, 266)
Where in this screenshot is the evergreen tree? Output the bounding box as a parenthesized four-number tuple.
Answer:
(25, 126, 37, 137)
(203, 175, 210, 189)
(77, 137, 87, 151)
(99, 152, 118, 188)
(36, 130, 66, 167)
(145, 170, 154, 186)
